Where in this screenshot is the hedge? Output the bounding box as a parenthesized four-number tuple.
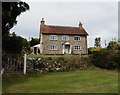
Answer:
(92, 49, 120, 70)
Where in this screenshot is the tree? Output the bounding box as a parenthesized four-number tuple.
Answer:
(107, 41, 120, 50)
(2, 1, 30, 36)
(92, 39, 120, 70)
(2, 1, 30, 54)
(29, 38, 39, 47)
(3, 32, 30, 54)
(94, 37, 101, 47)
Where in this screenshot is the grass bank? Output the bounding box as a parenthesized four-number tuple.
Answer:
(3, 67, 118, 93)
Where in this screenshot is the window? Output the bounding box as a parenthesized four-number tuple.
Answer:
(50, 45, 58, 50)
(74, 36, 81, 41)
(50, 35, 58, 40)
(62, 35, 69, 41)
(74, 45, 81, 50)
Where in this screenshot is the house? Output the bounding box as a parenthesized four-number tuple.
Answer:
(39, 18, 88, 55)
(31, 44, 40, 54)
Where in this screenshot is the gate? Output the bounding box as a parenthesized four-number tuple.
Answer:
(2, 54, 24, 75)
(2, 54, 43, 75)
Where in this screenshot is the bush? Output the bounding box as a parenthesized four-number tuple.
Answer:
(92, 49, 119, 70)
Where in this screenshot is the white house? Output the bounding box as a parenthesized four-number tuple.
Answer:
(31, 44, 40, 54)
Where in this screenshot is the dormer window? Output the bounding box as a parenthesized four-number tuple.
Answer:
(62, 35, 69, 41)
(74, 36, 81, 41)
(50, 35, 58, 40)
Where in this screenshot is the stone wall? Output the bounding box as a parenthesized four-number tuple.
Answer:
(42, 34, 88, 54)
(26, 55, 91, 73)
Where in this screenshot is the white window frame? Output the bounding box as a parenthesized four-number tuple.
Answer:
(74, 36, 81, 41)
(62, 35, 69, 41)
(50, 45, 58, 50)
(74, 45, 81, 50)
(50, 35, 58, 40)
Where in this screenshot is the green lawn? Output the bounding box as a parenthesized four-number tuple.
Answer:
(3, 67, 118, 93)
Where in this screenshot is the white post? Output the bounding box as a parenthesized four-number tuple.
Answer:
(23, 54, 27, 74)
(62, 45, 64, 54)
(69, 45, 72, 54)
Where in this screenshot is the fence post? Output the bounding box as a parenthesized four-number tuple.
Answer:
(23, 54, 27, 74)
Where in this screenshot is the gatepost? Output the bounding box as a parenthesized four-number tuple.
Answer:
(23, 54, 27, 74)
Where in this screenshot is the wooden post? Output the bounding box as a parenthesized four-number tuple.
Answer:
(23, 54, 27, 74)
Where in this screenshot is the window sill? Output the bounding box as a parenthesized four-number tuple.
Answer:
(74, 40, 81, 41)
(50, 49, 58, 51)
(50, 40, 57, 41)
(74, 49, 81, 51)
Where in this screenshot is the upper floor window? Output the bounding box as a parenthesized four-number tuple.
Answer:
(62, 35, 69, 41)
(50, 45, 58, 50)
(50, 35, 58, 40)
(74, 36, 81, 41)
(74, 45, 81, 50)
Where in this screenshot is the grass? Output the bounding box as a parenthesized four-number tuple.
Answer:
(28, 54, 89, 59)
(2, 67, 118, 93)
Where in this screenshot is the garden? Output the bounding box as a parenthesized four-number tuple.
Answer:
(3, 67, 118, 93)
(2, 53, 119, 93)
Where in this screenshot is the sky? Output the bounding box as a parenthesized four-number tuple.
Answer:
(10, 1, 118, 48)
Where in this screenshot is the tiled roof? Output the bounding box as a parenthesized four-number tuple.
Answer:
(40, 25, 88, 35)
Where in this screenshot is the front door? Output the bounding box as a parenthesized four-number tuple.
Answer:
(64, 45, 70, 54)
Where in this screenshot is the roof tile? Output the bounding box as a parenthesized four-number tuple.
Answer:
(41, 25, 88, 35)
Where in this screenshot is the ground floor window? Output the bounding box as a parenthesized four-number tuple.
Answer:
(50, 45, 58, 50)
(74, 45, 81, 50)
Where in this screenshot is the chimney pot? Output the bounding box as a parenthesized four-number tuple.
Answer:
(79, 22, 82, 27)
(41, 18, 45, 25)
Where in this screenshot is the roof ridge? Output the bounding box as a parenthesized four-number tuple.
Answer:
(44, 24, 81, 29)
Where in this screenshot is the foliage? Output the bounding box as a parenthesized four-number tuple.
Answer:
(88, 47, 93, 54)
(107, 41, 120, 50)
(92, 38, 120, 70)
(2, 1, 30, 54)
(94, 37, 101, 47)
(2, 2, 30, 35)
(88, 47, 102, 54)
(3, 32, 30, 54)
(29, 38, 40, 47)
(92, 49, 120, 70)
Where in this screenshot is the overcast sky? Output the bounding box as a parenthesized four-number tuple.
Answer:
(10, 1, 118, 48)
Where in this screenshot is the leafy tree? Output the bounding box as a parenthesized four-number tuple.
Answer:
(92, 40, 120, 70)
(3, 32, 30, 54)
(94, 37, 101, 47)
(29, 38, 40, 47)
(107, 41, 119, 50)
(2, 1, 30, 36)
(2, 1, 30, 54)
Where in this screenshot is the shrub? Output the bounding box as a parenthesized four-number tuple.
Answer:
(92, 49, 119, 70)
